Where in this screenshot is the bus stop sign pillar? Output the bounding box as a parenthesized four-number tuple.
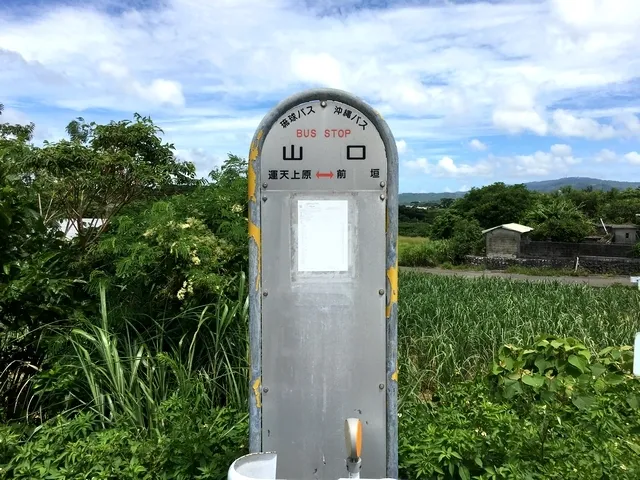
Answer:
(247, 88, 399, 480)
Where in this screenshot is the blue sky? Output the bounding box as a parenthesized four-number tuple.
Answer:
(1, 0, 639, 193)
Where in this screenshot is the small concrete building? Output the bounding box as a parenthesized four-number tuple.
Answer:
(482, 223, 534, 259)
(610, 224, 638, 245)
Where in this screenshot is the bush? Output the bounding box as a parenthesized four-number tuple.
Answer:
(522, 197, 594, 243)
(399, 222, 431, 238)
(430, 210, 466, 240)
(30, 276, 249, 427)
(449, 218, 483, 263)
(399, 239, 451, 267)
(399, 336, 640, 479)
(0, 402, 248, 480)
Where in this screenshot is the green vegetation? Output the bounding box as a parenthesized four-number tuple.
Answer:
(3, 105, 640, 478)
(399, 237, 452, 267)
(399, 180, 640, 268)
(398, 177, 640, 204)
(398, 272, 639, 394)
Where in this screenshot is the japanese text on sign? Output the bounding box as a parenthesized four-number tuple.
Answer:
(333, 105, 368, 130)
(279, 106, 317, 128)
(267, 169, 348, 180)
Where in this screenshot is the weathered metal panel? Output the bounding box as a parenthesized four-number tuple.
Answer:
(247, 89, 398, 480)
(261, 190, 386, 479)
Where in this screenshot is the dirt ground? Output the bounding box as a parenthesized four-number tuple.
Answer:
(402, 267, 636, 288)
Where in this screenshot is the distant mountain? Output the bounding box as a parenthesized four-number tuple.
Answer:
(522, 177, 640, 193)
(399, 177, 640, 204)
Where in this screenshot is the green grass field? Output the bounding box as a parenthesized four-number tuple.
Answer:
(397, 270, 640, 402)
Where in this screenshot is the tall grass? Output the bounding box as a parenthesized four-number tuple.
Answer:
(398, 237, 451, 267)
(34, 273, 249, 429)
(398, 270, 640, 404)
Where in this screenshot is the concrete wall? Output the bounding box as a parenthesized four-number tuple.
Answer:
(613, 228, 638, 245)
(520, 241, 633, 259)
(465, 255, 640, 276)
(485, 229, 522, 258)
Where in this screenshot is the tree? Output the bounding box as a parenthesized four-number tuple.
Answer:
(430, 209, 466, 240)
(0, 103, 37, 263)
(87, 154, 250, 315)
(439, 198, 455, 209)
(23, 114, 197, 248)
(600, 188, 640, 224)
(556, 187, 603, 220)
(0, 105, 80, 419)
(449, 218, 484, 263)
(453, 182, 536, 229)
(522, 197, 594, 242)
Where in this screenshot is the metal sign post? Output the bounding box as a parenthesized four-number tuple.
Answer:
(246, 88, 399, 480)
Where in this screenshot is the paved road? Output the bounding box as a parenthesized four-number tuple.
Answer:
(402, 267, 635, 288)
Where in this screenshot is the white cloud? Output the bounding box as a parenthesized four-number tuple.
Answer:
(613, 113, 640, 136)
(588, 148, 640, 165)
(514, 151, 580, 176)
(1, 0, 640, 182)
(0, 105, 30, 125)
(175, 148, 224, 173)
(491, 84, 548, 135)
(492, 109, 548, 136)
(485, 144, 580, 177)
(550, 143, 572, 157)
(595, 148, 617, 162)
(550, 110, 615, 139)
(290, 51, 345, 90)
(624, 151, 640, 165)
(404, 156, 493, 178)
(469, 139, 487, 151)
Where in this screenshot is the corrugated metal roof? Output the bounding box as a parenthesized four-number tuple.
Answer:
(597, 223, 638, 229)
(481, 223, 534, 235)
(609, 224, 638, 229)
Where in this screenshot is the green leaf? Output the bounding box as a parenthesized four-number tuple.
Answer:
(578, 349, 591, 360)
(504, 380, 523, 399)
(625, 440, 640, 455)
(572, 395, 595, 410)
(521, 373, 545, 388)
(534, 357, 550, 374)
(568, 355, 587, 373)
(627, 395, 640, 409)
(590, 363, 607, 378)
(604, 373, 625, 385)
(459, 465, 471, 480)
(502, 356, 514, 371)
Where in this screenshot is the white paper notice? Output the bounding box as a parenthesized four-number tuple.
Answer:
(297, 200, 349, 272)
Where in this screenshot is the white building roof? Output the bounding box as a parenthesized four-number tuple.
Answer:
(56, 218, 105, 239)
(481, 223, 533, 235)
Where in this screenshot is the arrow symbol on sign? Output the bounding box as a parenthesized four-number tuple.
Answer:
(316, 171, 334, 179)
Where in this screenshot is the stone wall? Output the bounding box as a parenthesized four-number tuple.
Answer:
(465, 255, 640, 276)
(520, 241, 633, 259)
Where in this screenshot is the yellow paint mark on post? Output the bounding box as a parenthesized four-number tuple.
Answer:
(249, 221, 261, 290)
(391, 365, 398, 382)
(385, 259, 398, 318)
(247, 130, 263, 202)
(252, 377, 262, 408)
